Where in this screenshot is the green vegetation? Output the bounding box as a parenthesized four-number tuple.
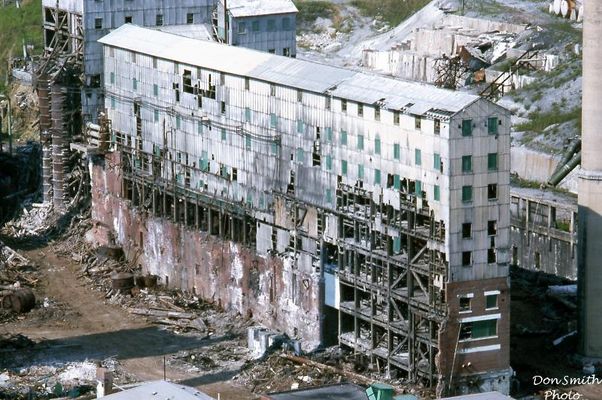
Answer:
(0, 0, 43, 91)
(515, 107, 582, 134)
(350, 0, 430, 27)
(293, 1, 338, 25)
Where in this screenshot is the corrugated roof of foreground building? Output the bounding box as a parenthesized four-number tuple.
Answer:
(99, 24, 482, 116)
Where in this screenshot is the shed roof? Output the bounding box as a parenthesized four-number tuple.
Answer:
(102, 381, 214, 400)
(264, 383, 368, 400)
(224, 0, 298, 17)
(99, 24, 483, 116)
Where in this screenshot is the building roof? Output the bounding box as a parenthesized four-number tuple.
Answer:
(154, 24, 214, 41)
(224, 0, 298, 18)
(442, 392, 514, 400)
(263, 383, 368, 400)
(99, 24, 483, 117)
(102, 381, 214, 400)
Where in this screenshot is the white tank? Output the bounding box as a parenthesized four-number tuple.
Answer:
(553, 0, 562, 15)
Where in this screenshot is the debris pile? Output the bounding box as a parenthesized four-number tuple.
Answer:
(0, 357, 135, 400)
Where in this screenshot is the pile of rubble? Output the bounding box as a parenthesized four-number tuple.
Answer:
(0, 241, 38, 322)
(0, 357, 135, 400)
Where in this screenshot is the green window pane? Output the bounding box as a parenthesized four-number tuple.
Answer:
(297, 148, 304, 163)
(326, 188, 333, 204)
(434, 153, 441, 170)
(110, 72, 115, 84)
(245, 107, 251, 122)
(358, 164, 364, 179)
(325, 155, 333, 171)
(393, 143, 400, 160)
(197, 121, 203, 134)
(176, 116, 181, 129)
(488, 153, 498, 171)
(245, 134, 251, 149)
(415, 180, 422, 197)
(221, 128, 227, 141)
(297, 119, 304, 133)
(415, 149, 421, 166)
(488, 117, 498, 135)
(486, 294, 498, 309)
(153, 83, 158, 96)
(472, 320, 497, 339)
(326, 127, 333, 142)
(341, 160, 348, 175)
(271, 142, 278, 154)
(154, 109, 159, 122)
(374, 169, 381, 185)
(462, 186, 473, 202)
(393, 237, 401, 254)
(341, 130, 348, 146)
(393, 174, 400, 190)
(357, 134, 364, 150)
(434, 185, 440, 201)
(270, 113, 278, 128)
(246, 193, 253, 207)
(375, 137, 381, 155)
(133, 77, 137, 90)
(462, 119, 473, 136)
(111, 97, 116, 109)
(462, 155, 472, 173)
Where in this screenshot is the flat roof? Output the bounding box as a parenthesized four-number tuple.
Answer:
(99, 24, 484, 117)
(154, 24, 214, 41)
(102, 381, 214, 400)
(265, 383, 368, 400)
(225, 0, 298, 17)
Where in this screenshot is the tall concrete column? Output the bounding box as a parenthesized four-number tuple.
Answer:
(578, 1, 602, 358)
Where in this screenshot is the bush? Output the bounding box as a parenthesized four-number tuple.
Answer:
(350, 0, 430, 26)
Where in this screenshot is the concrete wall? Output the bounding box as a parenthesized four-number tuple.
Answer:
(511, 146, 578, 193)
(90, 152, 322, 348)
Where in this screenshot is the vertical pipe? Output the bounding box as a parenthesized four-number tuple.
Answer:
(578, 1, 602, 358)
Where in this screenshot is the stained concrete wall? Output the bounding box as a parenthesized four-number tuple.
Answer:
(89, 152, 322, 348)
(511, 146, 578, 193)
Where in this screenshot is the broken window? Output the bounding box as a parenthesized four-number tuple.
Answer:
(125, 15, 132, 23)
(283, 48, 290, 56)
(434, 118, 440, 135)
(488, 248, 497, 264)
(459, 322, 472, 340)
(187, 13, 194, 24)
(94, 18, 103, 29)
(341, 99, 347, 113)
(183, 70, 193, 94)
(462, 251, 472, 266)
(221, 101, 226, 114)
(357, 103, 363, 117)
(488, 183, 498, 200)
(374, 106, 380, 121)
(462, 223, 472, 239)
(459, 297, 471, 312)
(488, 220, 497, 236)
(156, 14, 163, 26)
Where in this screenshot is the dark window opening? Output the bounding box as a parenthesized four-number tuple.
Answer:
(125, 16, 132, 23)
(462, 223, 472, 239)
(183, 69, 193, 94)
(187, 13, 194, 24)
(488, 220, 497, 236)
(156, 14, 164, 26)
(462, 251, 472, 266)
(459, 297, 471, 312)
(488, 183, 498, 200)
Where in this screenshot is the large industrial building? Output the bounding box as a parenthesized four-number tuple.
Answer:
(85, 23, 513, 395)
(41, 0, 297, 122)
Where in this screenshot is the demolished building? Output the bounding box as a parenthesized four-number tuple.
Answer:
(85, 23, 512, 395)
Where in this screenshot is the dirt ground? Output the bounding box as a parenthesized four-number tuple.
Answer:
(0, 244, 257, 400)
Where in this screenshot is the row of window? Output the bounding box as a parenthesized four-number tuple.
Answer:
(459, 293, 499, 312)
(462, 117, 499, 136)
(95, 11, 193, 30)
(461, 183, 498, 203)
(461, 247, 498, 266)
(237, 17, 292, 34)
